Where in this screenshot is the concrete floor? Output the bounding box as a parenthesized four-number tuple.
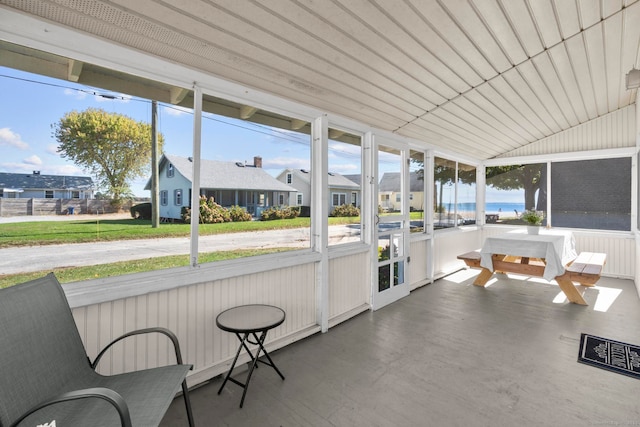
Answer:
(161, 271, 640, 427)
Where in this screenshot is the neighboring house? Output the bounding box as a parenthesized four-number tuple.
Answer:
(146, 154, 298, 220)
(277, 169, 361, 214)
(378, 171, 424, 212)
(0, 171, 94, 199)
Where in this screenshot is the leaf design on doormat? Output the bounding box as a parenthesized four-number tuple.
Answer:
(630, 351, 640, 368)
(594, 343, 608, 359)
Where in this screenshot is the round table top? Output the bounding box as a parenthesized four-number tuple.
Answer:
(216, 304, 285, 333)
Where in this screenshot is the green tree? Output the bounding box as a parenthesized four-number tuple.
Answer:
(485, 164, 544, 210)
(53, 108, 163, 207)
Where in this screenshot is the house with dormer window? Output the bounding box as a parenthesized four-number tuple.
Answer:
(146, 154, 298, 220)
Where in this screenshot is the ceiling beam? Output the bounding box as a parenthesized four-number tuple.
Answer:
(239, 105, 258, 119)
(67, 59, 83, 82)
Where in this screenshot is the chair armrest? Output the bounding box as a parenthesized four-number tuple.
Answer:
(10, 387, 132, 427)
(91, 327, 190, 370)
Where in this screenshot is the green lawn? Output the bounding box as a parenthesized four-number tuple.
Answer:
(0, 217, 307, 247)
(0, 248, 292, 288)
(0, 213, 421, 287)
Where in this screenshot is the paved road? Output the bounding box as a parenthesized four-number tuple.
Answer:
(0, 215, 359, 275)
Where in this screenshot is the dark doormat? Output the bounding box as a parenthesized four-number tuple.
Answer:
(578, 333, 640, 379)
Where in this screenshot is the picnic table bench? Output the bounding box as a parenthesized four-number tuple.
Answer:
(457, 250, 607, 305)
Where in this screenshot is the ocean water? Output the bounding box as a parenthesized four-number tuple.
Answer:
(457, 202, 526, 214)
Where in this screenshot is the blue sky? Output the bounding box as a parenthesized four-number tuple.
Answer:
(0, 67, 362, 196)
(0, 66, 520, 204)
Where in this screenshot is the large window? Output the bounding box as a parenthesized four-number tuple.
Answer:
(409, 150, 425, 233)
(485, 163, 545, 224)
(198, 93, 312, 258)
(457, 162, 477, 225)
(0, 56, 316, 285)
(551, 158, 630, 231)
(486, 158, 630, 231)
(434, 157, 477, 230)
(328, 127, 362, 246)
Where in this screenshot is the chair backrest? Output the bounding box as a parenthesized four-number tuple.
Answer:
(0, 273, 93, 425)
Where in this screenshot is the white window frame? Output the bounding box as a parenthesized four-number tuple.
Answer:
(286, 172, 292, 184)
(332, 192, 346, 206)
(174, 189, 182, 205)
(297, 193, 303, 205)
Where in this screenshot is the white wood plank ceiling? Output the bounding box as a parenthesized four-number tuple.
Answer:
(2, 0, 640, 159)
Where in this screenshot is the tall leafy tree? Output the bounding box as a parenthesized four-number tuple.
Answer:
(53, 108, 163, 206)
(486, 164, 545, 210)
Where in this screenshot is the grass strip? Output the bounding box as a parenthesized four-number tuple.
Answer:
(0, 247, 292, 289)
(0, 216, 364, 248)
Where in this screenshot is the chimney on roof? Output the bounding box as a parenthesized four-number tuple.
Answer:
(253, 156, 262, 168)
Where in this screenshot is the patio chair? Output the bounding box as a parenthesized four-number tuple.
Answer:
(0, 273, 195, 427)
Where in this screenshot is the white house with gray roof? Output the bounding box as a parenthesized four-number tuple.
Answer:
(0, 171, 94, 199)
(276, 168, 360, 215)
(146, 154, 298, 220)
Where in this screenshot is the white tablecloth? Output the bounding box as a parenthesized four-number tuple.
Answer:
(479, 230, 577, 281)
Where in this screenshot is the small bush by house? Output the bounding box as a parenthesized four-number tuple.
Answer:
(330, 204, 360, 217)
(182, 196, 230, 224)
(260, 206, 300, 221)
(229, 205, 252, 222)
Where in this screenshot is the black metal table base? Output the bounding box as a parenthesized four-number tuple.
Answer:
(217, 330, 285, 408)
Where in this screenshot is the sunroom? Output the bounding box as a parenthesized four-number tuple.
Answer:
(1, 1, 639, 425)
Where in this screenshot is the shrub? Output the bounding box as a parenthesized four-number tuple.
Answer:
(330, 204, 360, 217)
(260, 206, 300, 221)
(229, 205, 252, 222)
(130, 202, 152, 219)
(182, 196, 231, 224)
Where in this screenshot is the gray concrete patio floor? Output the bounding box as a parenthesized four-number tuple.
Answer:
(160, 271, 640, 427)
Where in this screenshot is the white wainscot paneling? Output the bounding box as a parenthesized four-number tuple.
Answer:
(72, 262, 319, 387)
(328, 249, 370, 327)
(573, 232, 635, 278)
(409, 238, 431, 290)
(433, 228, 483, 278)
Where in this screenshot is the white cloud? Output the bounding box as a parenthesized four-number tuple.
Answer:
(163, 105, 192, 116)
(0, 128, 29, 150)
(0, 162, 87, 176)
(262, 156, 310, 171)
(45, 143, 59, 155)
(23, 155, 42, 166)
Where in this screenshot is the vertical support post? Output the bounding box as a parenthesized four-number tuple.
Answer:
(311, 115, 328, 332)
(423, 150, 436, 283)
(151, 100, 160, 228)
(363, 132, 375, 304)
(190, 84, 202, 267)
(476, 161, 486, 227)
